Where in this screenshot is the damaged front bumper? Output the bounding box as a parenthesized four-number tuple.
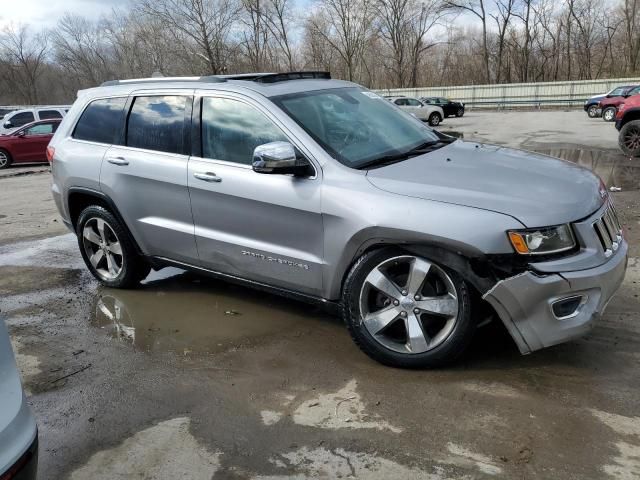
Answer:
(483, 241, 628, 354)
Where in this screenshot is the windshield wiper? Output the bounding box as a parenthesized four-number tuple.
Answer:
(356, 138, 455, 170)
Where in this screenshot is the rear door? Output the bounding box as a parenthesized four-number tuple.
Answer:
(100, 92, 199, 264)
(187, 93, 324, 295)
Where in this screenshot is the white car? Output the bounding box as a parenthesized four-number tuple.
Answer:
(0, 316, 38, 479)
(1, 106, 71, 134)
(387, 96, 444, 126)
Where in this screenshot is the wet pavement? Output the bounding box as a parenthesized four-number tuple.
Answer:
(2, 110, 640, 479)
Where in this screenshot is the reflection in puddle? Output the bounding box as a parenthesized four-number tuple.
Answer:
(92, 269, 329, 354)
(530, 148, 640, 190)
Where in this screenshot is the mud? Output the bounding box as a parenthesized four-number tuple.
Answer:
(1, 111, 640, 479)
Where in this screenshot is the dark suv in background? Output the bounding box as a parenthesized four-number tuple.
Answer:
(420, 97, 465, 117)
(600, 85, 640, 122)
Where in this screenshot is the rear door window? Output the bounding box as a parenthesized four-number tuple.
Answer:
(126, 96, 188, 154)
(9, 112, 35, 127)
(73, 97, 127, 144)
(406, 98, 422, 106)
(39, 110, 63, 120)
(24, 122, 57, 135)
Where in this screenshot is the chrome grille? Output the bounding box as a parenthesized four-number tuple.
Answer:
(593, 203, 622, 257)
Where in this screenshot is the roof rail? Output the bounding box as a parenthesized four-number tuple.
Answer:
(225, 71, 332, 84)
(100, 75, 226, 87)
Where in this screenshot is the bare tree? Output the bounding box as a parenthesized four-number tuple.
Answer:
(0, 25, 49, 104)
(490, 0, 517, 83)
(444, 0, 490, 83)
(138, 0, 240, 74)
(308, 0, 375, 81)
(263, 0, 298, 70)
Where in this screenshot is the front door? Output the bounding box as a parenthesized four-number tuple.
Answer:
(187, 94, 324, 295)
(100, 93, 199, 264)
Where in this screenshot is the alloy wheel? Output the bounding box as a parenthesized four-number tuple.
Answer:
(604, 109, 615, 121)
(622, 124, 640, 154)
(0, 151, 8, 168)
(359, 255, 459, 354)
(82, 217, 124, 281)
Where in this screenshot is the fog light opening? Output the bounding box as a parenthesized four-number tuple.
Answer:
(552, 295, 587, 320)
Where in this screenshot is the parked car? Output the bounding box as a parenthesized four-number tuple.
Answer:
(615, 94, 640, 157)
(584, 85, 636, 118)
(387, 96, 444, 126)
(0, 119, 61, 169)
(0, 316, 38, 480)
(50, 72, 626, 368)
(420, 97, 465, 117)
(600, 85, 640, 122)
(1, 106, 70, 134)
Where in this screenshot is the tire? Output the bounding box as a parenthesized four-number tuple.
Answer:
(76, 206, 150, 288)
(428, 112, 442, 127)
(602, 107, 617, 122)
(0, 148, 12, 169)
(618, 120, 640, 157)
(341, 248, 475, 368)
(455, 108, 464, 117)
(587, 105, 599, 118)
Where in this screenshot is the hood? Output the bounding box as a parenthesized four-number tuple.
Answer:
(366, 141, 604, 227)
(588, 94, 605, 102)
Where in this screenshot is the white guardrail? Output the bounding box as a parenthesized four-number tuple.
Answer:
(374, 77, 640, 109)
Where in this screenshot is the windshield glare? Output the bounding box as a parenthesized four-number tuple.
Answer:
(273, 87, 440, 168)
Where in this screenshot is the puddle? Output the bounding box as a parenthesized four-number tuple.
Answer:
(92, 268, 329, 355)
(530, 148, 640, 190)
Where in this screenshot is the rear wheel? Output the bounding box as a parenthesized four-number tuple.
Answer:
(428, 112, 442, 127)
(0, 149, 12, 169)
(603, 107, 617, 122)
(619, 120, 640, 157)
(587, 105, 599, 118)
(342, 248, 475, 368)
(76, 206, 150, 288)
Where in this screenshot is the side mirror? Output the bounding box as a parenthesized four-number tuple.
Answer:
(252, 141, 313, 176)
(16, 130, 25, 137)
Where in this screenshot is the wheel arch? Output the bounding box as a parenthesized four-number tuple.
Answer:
(620, 108, 640, 128)
(67, 187, 144, 255)
(332, 234, 498, 301)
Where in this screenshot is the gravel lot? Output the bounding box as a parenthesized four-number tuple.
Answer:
(1, 110, 639, 479)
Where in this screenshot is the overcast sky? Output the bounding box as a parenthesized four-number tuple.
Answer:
(0, 0, 132, 29)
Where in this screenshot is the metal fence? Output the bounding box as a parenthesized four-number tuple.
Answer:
(374, 77, 640, 109)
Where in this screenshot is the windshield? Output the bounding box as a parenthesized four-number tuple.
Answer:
(273, 87, 441, 168)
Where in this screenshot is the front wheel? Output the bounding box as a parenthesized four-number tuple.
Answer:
(455, 108, 464, 117)
(587, 105, 599, 118)
(76, 206, 150, 288)
(428, 113, 442, 127)
(603, 107, 617, 122)
(342, 249, 475, 368)
(619, 120, 640, 157)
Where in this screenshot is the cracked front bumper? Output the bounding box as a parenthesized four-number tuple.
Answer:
(483, 242, 628, 354)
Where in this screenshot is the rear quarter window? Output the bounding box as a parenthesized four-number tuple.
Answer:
(73, 97, 127, 144)
(39, 110, 63, 120)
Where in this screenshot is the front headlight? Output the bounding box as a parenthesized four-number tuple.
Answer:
(508, 224, 576, 255)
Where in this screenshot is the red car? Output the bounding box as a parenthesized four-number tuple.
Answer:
(0, 119, 60, 169)
(616, 94, 640, 157)
(600, 85, 640, 122)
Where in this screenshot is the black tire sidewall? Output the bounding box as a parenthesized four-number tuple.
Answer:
(619, 121, 640, 157)
(342, 248, 475, 368)
(76, 206, 149, 288)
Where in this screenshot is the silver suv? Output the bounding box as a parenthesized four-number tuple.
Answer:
(49, 72, 627, 368)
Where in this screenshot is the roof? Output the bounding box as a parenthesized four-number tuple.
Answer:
(81, 72, 357, 99)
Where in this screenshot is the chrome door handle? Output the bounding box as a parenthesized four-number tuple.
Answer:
(193, 172, 222, 183)
(107, 156, 129, 166)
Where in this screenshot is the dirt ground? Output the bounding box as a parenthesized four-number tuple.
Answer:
(1, 110, 639, 480)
